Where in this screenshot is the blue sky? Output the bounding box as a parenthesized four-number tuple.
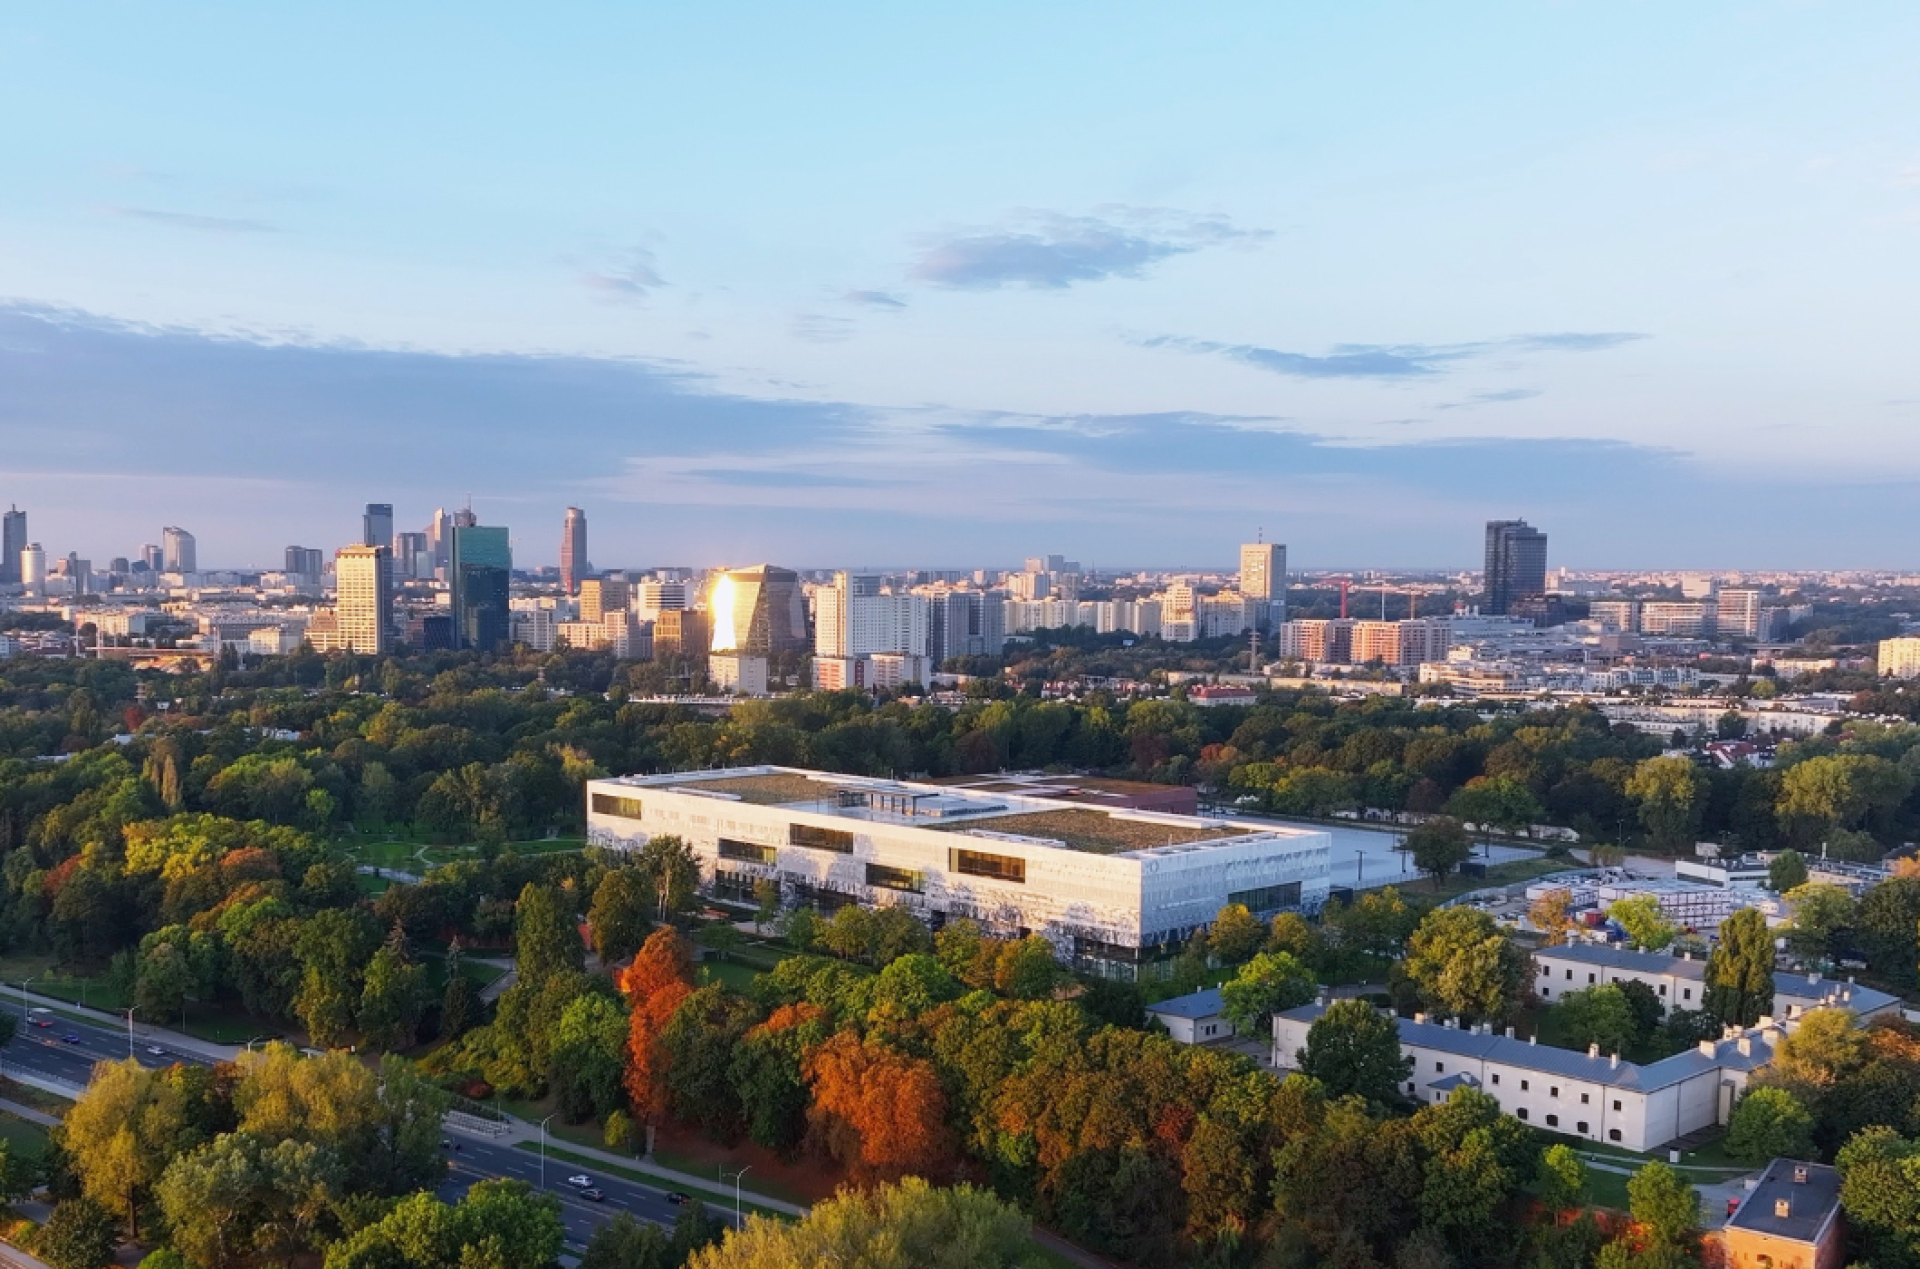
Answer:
(2, 3, 1917, 570)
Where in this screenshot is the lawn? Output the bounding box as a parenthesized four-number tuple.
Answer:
(0, 1110, 50, 1163)
(696, 961, 760, 994)
(340, 829, 586, 878)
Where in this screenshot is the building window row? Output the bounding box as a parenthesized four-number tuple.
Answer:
(865, 863, 925, 894)
(590, 793, 645, 820)
(718, 838, 777, 865)
(950, 848, 1026, 884)
(1227, 881, 1302, 913)
(789, 823, 855, 853)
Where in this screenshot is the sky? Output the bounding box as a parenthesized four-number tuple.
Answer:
(1, 2, 1918, 571)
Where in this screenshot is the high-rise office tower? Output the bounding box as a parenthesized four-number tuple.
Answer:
(20, 543, 45, 589)
(450, 523, 512, 652)
(141, 543, 164, 572)
(428, 508, 454, 572)
(284, 546, 325, 580)
(393, 531, 430, 580)
(579, 575, 630, 622)
(1482, 519, 1547, 616)
(363, 504, 394, 551)
(162, 526, 197, 574)
(1238, 542, 1287, 630)
(453, 507, 477, 529)
(335, 545, 394, 654)
(1, 507, 25, 585)
(708, 565, 807, 654)
(560, 507, 588, 595)
(1716, 588, 1763, 639)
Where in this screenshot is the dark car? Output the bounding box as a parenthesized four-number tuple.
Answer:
(580, 1188, 605, 1202)
(61, 1033, 81, 1044)
(665, 1191, 692, 1205)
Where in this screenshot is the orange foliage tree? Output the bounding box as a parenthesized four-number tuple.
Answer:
(619, 927, 694, 1122)
(803, 1031, 955, 1183)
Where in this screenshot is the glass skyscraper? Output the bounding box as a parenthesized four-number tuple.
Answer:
(450, 524, 512, 652)
(1483, 519, 1548, 615)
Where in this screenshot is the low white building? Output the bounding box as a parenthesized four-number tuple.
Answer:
(1273, 1002, 1785, 1151)
(1146, 987, 1232, 1044)
(1531, 943, 1901, 1022)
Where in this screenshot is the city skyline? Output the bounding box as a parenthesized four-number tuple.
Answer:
(2, 6, 1917, 567)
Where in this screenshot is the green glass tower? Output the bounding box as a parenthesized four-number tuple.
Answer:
(450, 524, 511, 652)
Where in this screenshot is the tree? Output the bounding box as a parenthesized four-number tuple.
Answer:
(514, 882, 584, 988)
(686, 1178, 1027, 1269)
(1625, 757, 1707, 852)
(804, 1032, 954, 1182)
(1528, 887, 1576, 944)
(752, 879, 782, 933)
(1406, 817, 1473, 888)
(294, 907, 377, 1047)
(1444, 777, 1542, 838)
(637, 835, 700, 923)
(322, 1178, 563, 1269)
(1725, 1087, 1816, 1165)
(1625, 1161, 1698, 1253)
(1558, 985, 1640, 1055)
(32, 1197, 119, 1269)
(1218, 951, 1316, 1035)
(1607, 894, 1678, 952)
(1538, 1143, 1589, 1213)
(156, 1131, 342, 1269)
(1783, 882, 1857, 961)
(359, 938, 430, 1051)
(621, 928, 696, 1124)
(579, 1211, 673, 1269)
(1855, 876, 1920, 988)
(62, 1060, 189, 1237)
(1401, 906, 1530, 1024)
(1778, 753, 1912, 847)
(1207, 903, 1264, 964)
(1705, 908, 1774, 1027)
(587, 868, 653, 966)
(1768, 849, 1809, 893)
(1297, 1001, 1411, 1104)
(440, 939, 479, 1040)
(550, 993, 631, 1122)
(1836, 1126, 1920, 1268)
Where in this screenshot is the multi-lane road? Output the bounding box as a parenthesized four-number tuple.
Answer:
(0, 1006, 728, 1253)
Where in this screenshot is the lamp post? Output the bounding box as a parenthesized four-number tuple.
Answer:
(539, 1114, 558, 1191)
(19, 976, 40, 1026)
(125, 1007, 139, 1058)
(721, 1166, 751, 1230)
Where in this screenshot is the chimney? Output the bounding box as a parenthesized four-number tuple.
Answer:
(1792, 1165, 1809, 1184)
(1774, 1198, 1791, 1219)
(1808, 970, 1820, 985)
(1505, 1026, 1516, 1039)
(1529, 1034, 1537, 1046)
(1848, 974, 1857, 984)
(1588, 1042, 1600, 1058)
(1680, 950, 1691, 961)
(1758, 1015, 1774, 1029)
(1737, 1037, 1752, 1057)
(1610, 1052, 1620, 1069)
(1414, 1012, 1428, 1025)
(1699, 1039, 1717, 1057)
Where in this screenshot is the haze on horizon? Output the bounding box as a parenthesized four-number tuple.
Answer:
(1, 3, 1917, 570)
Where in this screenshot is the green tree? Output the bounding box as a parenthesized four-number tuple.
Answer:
(155, 1131, 342, 1269)
(1206, 903, 1264, 964)
(1705, 907, 1774, 1027)
(1558, 984, 1639, 1055)
(1783, 882, 1857, 962)
(1538, 1143, 1589, 1213)
(1406, 816, 1473, 888)
(579, 1211, 674, 1269)
(1725, 1087, 1816, 1166)
(440, 939, 479, 1040)
(686, 1177, 1027, 1269)
(1855, 876, 1920, 988)
(587, 867, 653, 966)
(322, 1178, 564, 1269)
(1836, 1126, 1920, 1268)
(294, 908, 377, 1047)
(549, 992, 630, 1122)
(1297, 1000, 1411, 1104)
(32, 1197, 119, 1269)
(752, 879, 782, 933)
(1401, 906, 1531, 1024)
(514, 882, 584, 988)
(1768, 849, 1809, 893)
(359, 937, 430, 1051)
(1607, 894, 1678, 952)
(637, 834, 700, 924)
(1444, 776, 1543, 838)
(1625, 756, 1708, 852)
(1218, 951, 1316, 1035)
(1625, 1160, 1698, 1253)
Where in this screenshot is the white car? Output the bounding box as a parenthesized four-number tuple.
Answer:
(566, 1174, 593, 1188)
(146, 1045, 165, 1056)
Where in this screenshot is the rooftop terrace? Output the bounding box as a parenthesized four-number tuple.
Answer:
(671, 772, 843, 805)
(939, 807, 1251, 855)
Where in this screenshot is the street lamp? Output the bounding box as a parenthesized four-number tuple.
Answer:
(721, 1166, 751, 1230)
(125, 1007, 139, 1058)
(19, 976, 40, 1026)
(538, 1114, 558, 1190)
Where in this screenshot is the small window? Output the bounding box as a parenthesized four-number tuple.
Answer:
(1684, 988, 1693, 1001)
(1612, 1100, 1622, 1111)
(1587, 973, 1596, 984)
(1659, 984, 1668, 996)
(719, 838, 777, 864)
(1608, 1129, 1622, 1142)
(1546, 1114, 1559, 1128)
(1407, 1081, 1417, 1093)
(865, 862, 924, 894)
(1542, 988, 1551, 998)
(1435, 1061, 1444, 1072)
(1521, 1080, 1530, 1091)
(1517, 1108, 1530, 1121)
(950, 847, 1025, 883)
(1491, 1073, 1501, 1085)
(1550, 1086, 1560, 1099)
(1577, 1121, 1589, 1135)
(1581, 1093, 1590, 1105)
(1565, 970, 1572, 981)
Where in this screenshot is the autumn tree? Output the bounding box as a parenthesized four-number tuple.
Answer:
(1528, 887, 1576, 944)
(620, 927, 696, 1125)
(805, 1032, 955, 1182)
(687, 1178, 1026, 1269)
(1206, 903, 1264, 964)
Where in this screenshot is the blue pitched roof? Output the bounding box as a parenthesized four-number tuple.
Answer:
(1533, 943, 1707, 980)
(1147, 988, 1226, 1020)
(1774, 973, 1899, 1016)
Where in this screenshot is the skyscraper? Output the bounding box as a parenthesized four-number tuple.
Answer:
(1483, 519, 1547, 615)
(334, 545, 394, 653)
(450, 523, 512, 652)
(428, 508, 454, 573)
(708, 565, 807, 654)
(284, 546, 325, 580)
(140, 543, 164, 572)
(1, 507, 25, 586)
(363, 504, 394, 551)
(560, 507, 588, 595)
(815, 573, 928, 658)
(162, 526, 197, 574)
(1238, 541, 1287, 630)
(393, 531, 430, 580)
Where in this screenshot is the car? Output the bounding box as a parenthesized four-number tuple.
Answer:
(580, 1188, 605, 1202)
(28, 1018, 51, 1029)
(566, 1175, 593, 1188)
(665, 1191, 692, 1205)
(146, 1045, 165, 1056)
(61, 1033, 81, 1044)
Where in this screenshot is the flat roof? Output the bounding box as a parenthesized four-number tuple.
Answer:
(1146, 988, 1226, 1020)
(935, 807, 1251, 856)
(1726, 1159, 1840, 1244)
(670, 772, 843, 805)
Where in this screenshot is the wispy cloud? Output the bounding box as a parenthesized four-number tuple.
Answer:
(579, 247, 666, 301)
(102, 206, 277, 234)
(1144, 332, 1646, 381)
(911, 206, 1268, 290)
(790, 312, 854, 343)
(1436, 388, 1544, 411)
(842, 290, 906, 309)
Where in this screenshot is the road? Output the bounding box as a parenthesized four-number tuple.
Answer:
(438, 1134, 724, 1251)
(2, 1007, 211, 1088)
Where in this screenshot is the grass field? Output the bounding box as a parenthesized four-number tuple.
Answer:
(339, 830, 586, 877)
(0, 1110, 50, 1162)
